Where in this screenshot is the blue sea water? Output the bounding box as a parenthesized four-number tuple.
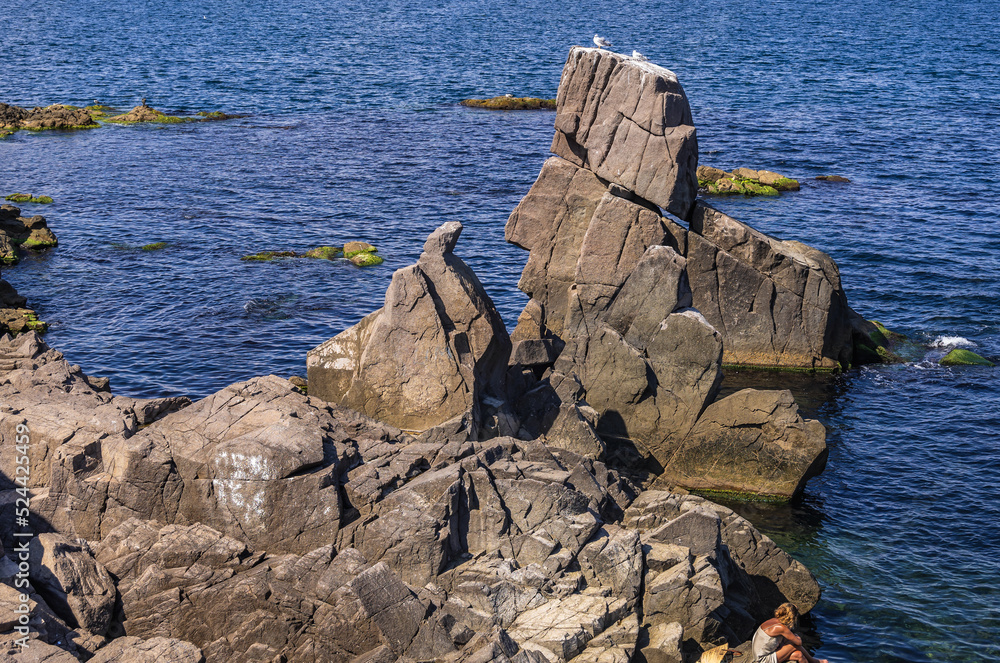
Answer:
(2, 0, 999, 660)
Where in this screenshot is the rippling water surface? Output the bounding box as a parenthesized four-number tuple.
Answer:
(3, 0, 999, 660)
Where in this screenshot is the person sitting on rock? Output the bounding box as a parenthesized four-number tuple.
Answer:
(751, 603, 829, 663)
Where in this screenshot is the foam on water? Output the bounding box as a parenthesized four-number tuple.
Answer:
(929, 335, 977, 348)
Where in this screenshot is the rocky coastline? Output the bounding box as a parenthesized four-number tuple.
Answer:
(0, 46, 955, 662)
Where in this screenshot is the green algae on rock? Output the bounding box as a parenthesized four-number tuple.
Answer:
(460, 96, 556, 110)
(5, 194, 53, 204)
(240, 250, 299, 261)
(195, 111, 247, 121)
(343, 242, 377, 258)
(0, 306, 48, 336)
(940, 348, 995, 367)
(303, 246, 342, 260)
(141, 242, 169, 251)
(698, 166, 800, 197)
(349, 252, 384, 267)
(103, 105, 189, 124)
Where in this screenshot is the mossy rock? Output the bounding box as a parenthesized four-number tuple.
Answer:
(770, 177, 800, 192)
(240, 250, 299, 262)
(736, 179, 780, 196)
(698, 166, 798, 197)
(0, 308, 48, 335)
(343, 242, 377, 258)
(940, 348, 995, 367)
(816, 175, 851, 183)
(350, 252, 384, 267)
(21, 237, 58, 250)
(303, 246, 343, 260)
(195, 111, 247, 121)
(460, 96, 557, 110)
(104, 106, 190, 124)
(141, 242, 169, 251)
(5, 194, 53, 204)
(0, 130, 14, 139)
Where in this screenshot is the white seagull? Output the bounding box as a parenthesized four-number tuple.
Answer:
(593, 34, 612, 50)
(632, 50, 649, 62)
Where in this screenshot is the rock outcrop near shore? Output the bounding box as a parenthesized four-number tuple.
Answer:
(308, 222, 512, 436)
(0, 103, 98, 131)
(499, 47, 828, 499)
(1, 204, 58, 335)
(1, 332, 820, 661)
(0, 47, 843, 662)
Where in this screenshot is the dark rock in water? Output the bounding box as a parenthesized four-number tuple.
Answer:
(308, 222, 511, 434)
(940, 348, 995, 367)
(551, 47, 699, 220)
(1, 204, 59, 262)
(0, 102, 99, 131)
(815, 175, 851, 182)
(1, 277, 48, 336)
(461, 96, 556, 110)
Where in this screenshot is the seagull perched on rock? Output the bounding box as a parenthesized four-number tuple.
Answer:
(504, 93, 513, 98)
(593, 34, 612, 50)
(632, 50, 649, 62)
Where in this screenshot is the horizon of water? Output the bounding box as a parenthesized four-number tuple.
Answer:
(3, 1, 1000, 660)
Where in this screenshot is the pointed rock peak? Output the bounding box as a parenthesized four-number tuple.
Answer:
(422, 221, 463, 258)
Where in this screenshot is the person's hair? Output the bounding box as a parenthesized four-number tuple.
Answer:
(774, 602, 799, 628)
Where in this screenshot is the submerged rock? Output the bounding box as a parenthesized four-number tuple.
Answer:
(240, 245, 381, 266)
(461, 96, 556, 110)
(303, 245, 343, 260)
(140, 241, 168, 251)
(240, 250, 298, 261)
(940, 348, 995, 367)
(5, 193, 53, 204)
(815, 175, 851, 183)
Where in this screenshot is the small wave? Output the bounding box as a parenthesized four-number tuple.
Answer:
(929, 335, 976, 348)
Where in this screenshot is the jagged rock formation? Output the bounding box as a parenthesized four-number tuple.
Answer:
(0, 48, 841, 662)
(502, 47, 828, 499)
(512, 47, 878, 376)
(307, 222, 512, 436)
(0, 334, 820, 661)
(550, 48, 699, 220)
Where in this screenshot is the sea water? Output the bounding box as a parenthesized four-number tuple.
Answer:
(3, 0, 999, 660)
